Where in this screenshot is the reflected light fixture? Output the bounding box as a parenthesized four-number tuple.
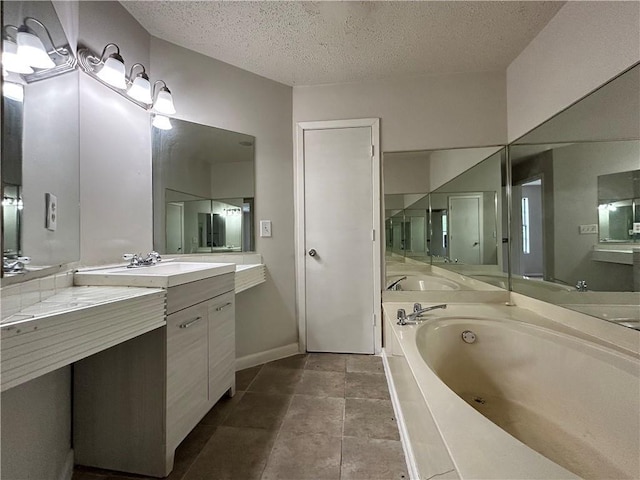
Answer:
(2, 33, 34, 74)
(93, 43, 126, 89)
(3, 81, 24, 102)
(153, 80, 176, 114)
(127, 63, 152, 104)
(152, 114, 173, 130)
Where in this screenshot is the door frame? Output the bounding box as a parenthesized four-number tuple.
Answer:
(294, 118, 381, 354)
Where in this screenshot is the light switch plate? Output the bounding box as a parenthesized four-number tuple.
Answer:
(260, 220, 272, 238)
(579, 224, 598, 235)
(45, 193, 57, 231)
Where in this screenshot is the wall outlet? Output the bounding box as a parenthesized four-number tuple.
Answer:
(260, 220, 272, 238)
(45, 193, 57, 231)
(578, 224, 598, 235)
(633, 222, 640, 234)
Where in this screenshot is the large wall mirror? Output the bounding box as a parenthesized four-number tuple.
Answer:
(509, 63, 639, 330)
(383, 146, 507, 290)
(152, 118, 255, 254)
(1, 0, 79, 280)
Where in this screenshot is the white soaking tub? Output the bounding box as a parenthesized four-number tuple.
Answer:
(387, 274, 464, 291)
(383, 303, 640, 480)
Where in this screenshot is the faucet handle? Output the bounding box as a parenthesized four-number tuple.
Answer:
(148, 251, 162, 263)
(413, 303, 422, 313)
(123, 253, 135, 261)
(396, 309, 407, 325)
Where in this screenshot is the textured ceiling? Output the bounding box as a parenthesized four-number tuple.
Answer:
(121, 1, 564, 86)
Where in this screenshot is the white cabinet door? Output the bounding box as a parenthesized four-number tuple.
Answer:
(208, 291, 235, 402)
(166, 303, 209, 450)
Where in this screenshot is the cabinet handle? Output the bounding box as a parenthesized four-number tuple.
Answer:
(215, 302, 233, 312)
(179, 316, 202, 329)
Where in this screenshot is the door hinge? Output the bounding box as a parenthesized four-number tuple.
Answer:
(373, 314, 377, 326)
(372, 229, 375, 241)
(370, 145, 375, 157)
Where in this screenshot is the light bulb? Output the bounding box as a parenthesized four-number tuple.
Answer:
(3, 81, 24, 102)
(2, 39, 34, 74)
(96, 54, 126, 89)
(154, 87, 176, 114)
(152, 115, 172, 130)
(127, 74, 152, 104)
(16, 28, 55, 69)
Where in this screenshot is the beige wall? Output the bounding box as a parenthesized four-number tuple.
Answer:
(383, 151, 430, 194)
(293, 70, 507, 152)
(507, 1, 640, 142)
(150, 38, 296, 359)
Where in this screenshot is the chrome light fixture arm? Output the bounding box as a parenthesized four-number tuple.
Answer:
(23, 17, 68, 57)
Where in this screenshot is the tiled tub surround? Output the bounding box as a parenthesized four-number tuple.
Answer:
(383, 302, 640, 480)
(1, 279, 165, 392)
(74, 353, 409, 480)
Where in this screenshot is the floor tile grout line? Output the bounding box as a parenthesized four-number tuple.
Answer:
(339, 357, 348, 480)
(241, 363, 265, 392)
(258, 387, 298, 480)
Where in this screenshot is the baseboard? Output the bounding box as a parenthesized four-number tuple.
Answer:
(235, 342, 300, 371)
(59, 449, 74, 480)
(382, 349, 420, 480)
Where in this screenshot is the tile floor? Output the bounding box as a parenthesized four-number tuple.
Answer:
(73, 353, 409, 480)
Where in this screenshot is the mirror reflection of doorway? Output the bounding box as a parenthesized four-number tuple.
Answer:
(514, 178, 544, 277)
(448, 195, 482, 264)
(430, 209, 447, 257)
(166, 203, 183, 254)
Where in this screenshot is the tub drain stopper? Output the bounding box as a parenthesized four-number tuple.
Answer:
(461, 330, 477, 343)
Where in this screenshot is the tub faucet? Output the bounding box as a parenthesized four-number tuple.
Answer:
(575, 280, 588, 292)
(386, 276, 406, 291)
(397, 304, 447, 325)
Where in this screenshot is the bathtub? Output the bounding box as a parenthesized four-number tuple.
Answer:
(469, 274, 574, 293)
(383, 303, 640, 479)
(387, 274, 464, 291)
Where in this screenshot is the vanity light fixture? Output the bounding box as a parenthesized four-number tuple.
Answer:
(78, 43, 176, 114)
(127, 63, 152, 104)
(93, 43, 127, 89)
(2, 31, 34, 74)
(2, 81, 24, 102)
(16, 18, 68, 69)
(152, 114, 173, 130)
(152, 80, 176, 115)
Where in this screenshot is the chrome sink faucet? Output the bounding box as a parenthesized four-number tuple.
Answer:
(575, 280, 588, 292)
(397, 303, 447, 325)
(2, 256, 31, 274)
(123, 251, 162, 268)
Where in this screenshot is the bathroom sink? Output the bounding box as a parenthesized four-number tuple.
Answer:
(74, 262, 235, 288)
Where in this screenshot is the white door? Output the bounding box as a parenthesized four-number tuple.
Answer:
(298, 120, 380, 354)
(448, 195, 482, 264)
(166, 203, 184, 254)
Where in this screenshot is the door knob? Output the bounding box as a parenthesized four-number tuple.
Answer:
(308, 249, 317, 257)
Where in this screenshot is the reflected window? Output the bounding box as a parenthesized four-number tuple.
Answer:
(522, 197, 530, 254)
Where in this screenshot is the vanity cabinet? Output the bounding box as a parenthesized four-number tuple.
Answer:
(74, 273, 235, 478)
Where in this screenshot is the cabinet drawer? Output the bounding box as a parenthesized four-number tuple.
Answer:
(166, 273, 234, 315)
(166, 303, 209, 449)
